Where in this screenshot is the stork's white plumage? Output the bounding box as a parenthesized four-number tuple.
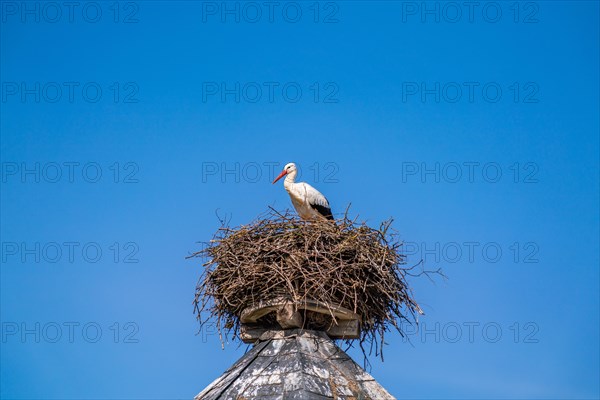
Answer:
(272, 162, 333, 221)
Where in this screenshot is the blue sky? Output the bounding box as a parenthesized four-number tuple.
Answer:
(1, 1, 598, 399)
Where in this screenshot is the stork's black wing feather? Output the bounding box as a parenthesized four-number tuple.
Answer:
(311, 203, 333, 220)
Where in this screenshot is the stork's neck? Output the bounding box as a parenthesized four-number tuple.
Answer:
(283, 170, 297, 188)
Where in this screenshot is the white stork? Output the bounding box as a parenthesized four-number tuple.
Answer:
(272, 162, 333, 221)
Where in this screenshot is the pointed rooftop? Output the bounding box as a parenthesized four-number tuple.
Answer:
(195, 329, 396, 400)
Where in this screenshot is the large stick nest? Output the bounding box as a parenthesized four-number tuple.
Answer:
(191, 208, 428, 360)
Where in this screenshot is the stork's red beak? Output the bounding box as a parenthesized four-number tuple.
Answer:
(272, 170, 288, 184)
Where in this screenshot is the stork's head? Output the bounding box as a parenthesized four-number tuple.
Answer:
(272, 162, 297, 184)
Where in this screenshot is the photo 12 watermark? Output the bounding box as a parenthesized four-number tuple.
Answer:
(2, 322, 139, 343)
(1, 2, 140, 23)
(399, 321, 540, 344)
(1, 82, 140, 104)
(200, 1, 339, 23)
(1, 162, 140, 184)
(403, 241, 540, 265)
(1, 242, 140, 264)
(201, 82, 339, 104)
(201, 161, 340, 184)
(401, 162, 539, 184)
(400, 2, 539, 24)
(401, 82, 540, 104)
